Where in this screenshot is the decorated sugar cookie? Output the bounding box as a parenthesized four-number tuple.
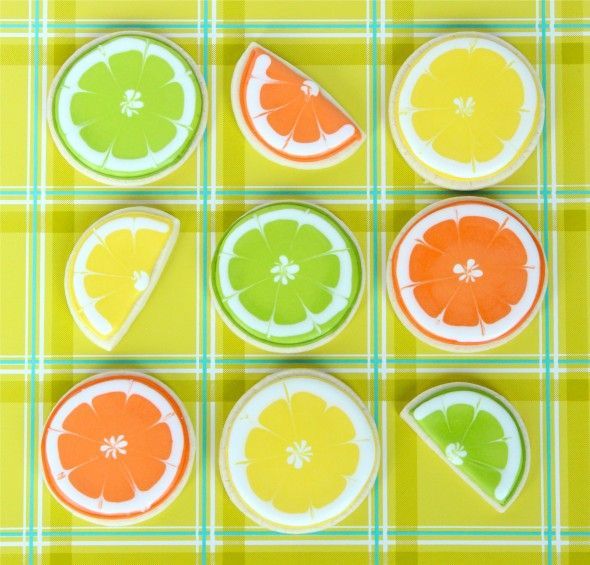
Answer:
(49, 32, 207, 185)
(402, 383, 529, 512)
(41, 371, 194, 525)
(389, 33, 544, 190)
(65, 207, 179, 351)
(231, 43, 364, 168)
(387, 197, 546, 351)
(219, 369, 380, 533)
(211, 202, 364, 352)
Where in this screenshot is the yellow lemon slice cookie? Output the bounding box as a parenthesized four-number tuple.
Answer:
(389, 33, 544, 190)
(65, 207, 179, 350)
(219, 369, 380, 533)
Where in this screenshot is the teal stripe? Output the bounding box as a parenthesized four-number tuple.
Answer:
(1, 187, 589, 198)
(371, 2, 380, 563)
(47, 22, 200, 30)
(560, 358, 590, 365)
(385, 22, 538, 29)
(0, 356, 566, 367)
(43, 530, 197, 538)
(217, 22, 366, 29)
(218, 189, 368, 196)
(385, 357, 541, 365)
(200, 1, 209, 563)
(27, 0, 41, 562)
(554, 22, 590, 29)
(217, 357, 369, 365)
(45, 189, 197, 196)
(44, 357, 197, 366)
(385, 189, 541, 196)
(1, 20, 590, 32)
(0, 356, 558, 367)
(387, 529, 545, 537)
(216, 529, 370, 537)
(540, 2, 553, 563)
(0, 527, 551, 538)
(12, 20, 590, 32)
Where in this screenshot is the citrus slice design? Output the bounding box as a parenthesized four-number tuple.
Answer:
(49, 32, 207, 185)
(389, 32, 544, 190)
(232, 42, 364, 168)
(401, 383, 529, 512)
(65, 207, 180, 351)
(219, 369, 380, 533)
(387, 197, 546, 351)
(41, 371, 194, 525)
(211, 202, 364, 352)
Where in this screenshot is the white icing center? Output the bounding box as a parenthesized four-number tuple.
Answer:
(100, 434, 128, 459)
(445, 442, 467, 465)
(270, 255, 300, 285)
(453, 96, 475, 118)
(120, 89, 144, 117)
(452, 258, 483, 283)
(286, 440, 313, 469)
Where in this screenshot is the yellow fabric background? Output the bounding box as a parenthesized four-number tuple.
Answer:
(0, 1, 589, 563)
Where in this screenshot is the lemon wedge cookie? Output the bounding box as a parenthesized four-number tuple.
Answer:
(65, 207, 179, 350)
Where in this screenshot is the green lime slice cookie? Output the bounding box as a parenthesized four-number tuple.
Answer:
(49, 32, 207, 185)
(211, 202, 364, 352)
(401, 383, 529, 512)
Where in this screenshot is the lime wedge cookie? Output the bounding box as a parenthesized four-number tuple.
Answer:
(65, 207, 180, 351)
(389, 33, 544, 190)
(219, 369, 380, 533)
(401, 383, 529, 512)
(211, 202, 364, 352)
(49, 32, 207, 185)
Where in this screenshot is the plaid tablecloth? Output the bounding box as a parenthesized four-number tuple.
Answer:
(1, 1, 590, 563)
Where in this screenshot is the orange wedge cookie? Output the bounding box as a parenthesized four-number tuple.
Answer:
(231, 43, 364, 168)
(65, 207, 179, 351)
(387, 197, 547, 351)
(41, 371, 194, 525)
(389, 33, 544, 190)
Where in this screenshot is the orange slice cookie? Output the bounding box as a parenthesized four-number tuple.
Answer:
(41, 371, 194, 525)
(231, 43, 364, 168)
(387, 197, 547, 351)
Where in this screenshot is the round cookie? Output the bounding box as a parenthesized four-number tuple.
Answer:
(219, 369, 380, 533)
(41, 371, 194, 525)
(387, 197, 547, 351)
(389, 32, 544, 190)
(49, 32, 207, 185)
